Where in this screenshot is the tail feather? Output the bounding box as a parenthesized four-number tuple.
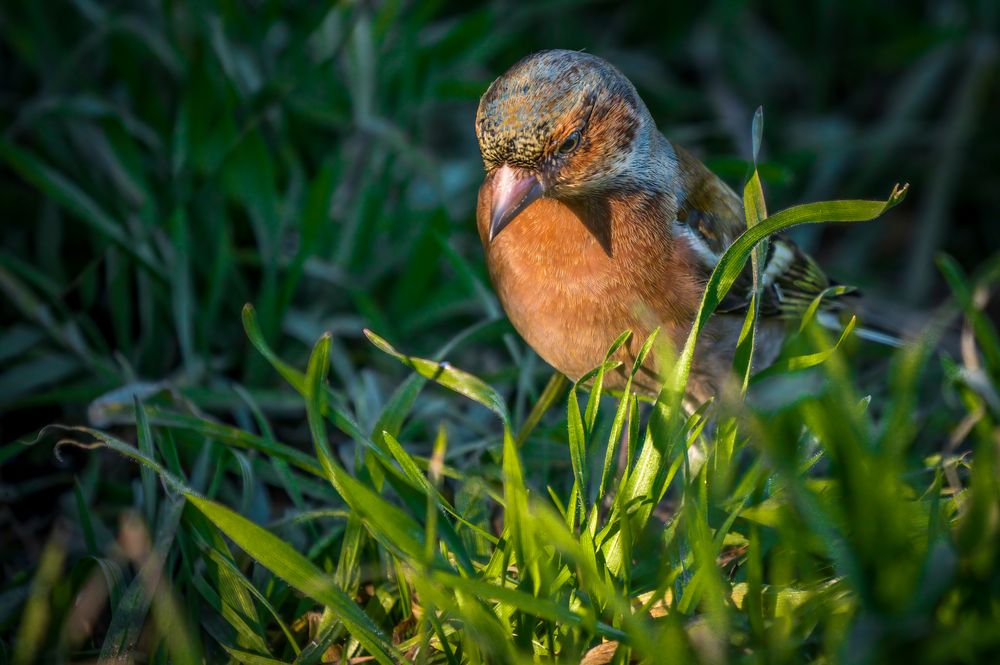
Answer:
(817, 300, 958, 351)
(850, 324, 904, 348)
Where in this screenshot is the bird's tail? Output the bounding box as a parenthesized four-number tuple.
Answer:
(818, 295, 957, 351)
(852, 325, 905, 348)
(818, 310, 903, 348)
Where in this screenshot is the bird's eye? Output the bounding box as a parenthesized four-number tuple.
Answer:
(557, 130, 581, 155)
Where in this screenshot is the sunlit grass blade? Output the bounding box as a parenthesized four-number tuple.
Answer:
(304, 335, 440, 566)
(753, 316, 858, 382)
(616, 182, 911, 569)
(567, 383, 587, 518)
(187, 495, 402, 665)
(364, 329, 511, 428)
(11, 528, 67, 665)
(144, 408, 325, 477)
(600, 329, 659, 499)
(49, 423, 400, 662)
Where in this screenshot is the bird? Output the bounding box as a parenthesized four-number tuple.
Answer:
(474, 49, 864, 403)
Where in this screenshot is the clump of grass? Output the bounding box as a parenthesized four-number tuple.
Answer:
(10, 140, 1000, 664)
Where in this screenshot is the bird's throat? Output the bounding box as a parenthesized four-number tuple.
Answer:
(481, 192, 702, 385)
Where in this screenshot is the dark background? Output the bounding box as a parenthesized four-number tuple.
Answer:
(1, 0, 997, 566)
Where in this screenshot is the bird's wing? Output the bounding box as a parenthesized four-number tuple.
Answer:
(714, 237, 838, 317)
(670, 144, 845, 319)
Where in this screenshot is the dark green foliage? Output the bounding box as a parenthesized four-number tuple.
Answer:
(2, 2, 998, 664)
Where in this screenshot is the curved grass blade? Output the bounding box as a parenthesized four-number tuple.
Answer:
(371, 318, 504, 451)
(612, 184, 909, 574)
(144, 408, 323, 477)
(241, 304, 307, 393)
(586, 330, 633, 433)
(305, 335, 440, 567)
(676, 184, 909, 416)
(242, 305, 422, 475)
(187, 494, 402, 665)
(753, 317, 858, 382)
(364, 329, 510, 428)
(600, 329, 659, 499)
(53, 423, 401, 664)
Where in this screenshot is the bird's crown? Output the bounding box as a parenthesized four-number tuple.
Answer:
(476, 50, 649, 183)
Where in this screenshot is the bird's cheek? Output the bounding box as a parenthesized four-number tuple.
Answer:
(556, 150, 601, 190)
(550, 170, 592, 198)
(543, 161, 580, 192)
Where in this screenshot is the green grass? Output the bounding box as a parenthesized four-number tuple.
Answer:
(9, 126, 1000, 664)
(2, 2, 999, 664)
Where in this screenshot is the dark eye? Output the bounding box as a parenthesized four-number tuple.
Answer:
(557, 130, 581, 155)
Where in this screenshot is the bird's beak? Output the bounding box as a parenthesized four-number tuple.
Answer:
(489, 164, 543, 242)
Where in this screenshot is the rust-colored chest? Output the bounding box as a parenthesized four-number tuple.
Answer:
(476, 181, 703, 384)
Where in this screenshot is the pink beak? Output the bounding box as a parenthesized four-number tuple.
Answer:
(489, 164, 543, 241)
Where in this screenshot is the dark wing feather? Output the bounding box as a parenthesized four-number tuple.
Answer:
(671, 143, 852, 319)
(716, 236, 848, 317)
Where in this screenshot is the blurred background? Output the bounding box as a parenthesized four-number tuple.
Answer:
(1, 0, 997, 608)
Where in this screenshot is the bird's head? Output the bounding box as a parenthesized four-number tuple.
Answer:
(476, 50, 660, 241)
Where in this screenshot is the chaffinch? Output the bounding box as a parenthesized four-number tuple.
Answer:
(474, 50, 854, 403)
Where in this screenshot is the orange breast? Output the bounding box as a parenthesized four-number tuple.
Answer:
(477, 181, 703, 385)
